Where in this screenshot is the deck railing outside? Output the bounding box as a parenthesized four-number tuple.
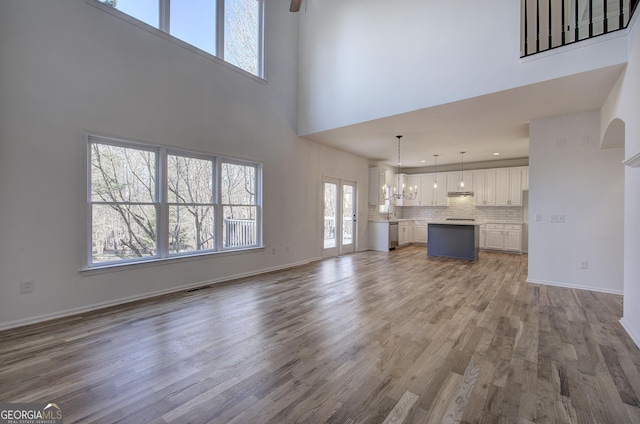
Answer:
(522, 0, 639, 56)
(324, 216, 354, 249)
(224, 218, 257, 248)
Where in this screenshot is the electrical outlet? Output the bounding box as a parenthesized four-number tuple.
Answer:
(535, 213, 542, 222)
(20, 280, 34, 294)
(271, 247, 276, 255)
(550, 214, 565, 223)
(578, 260, 588, 269)
(285, 245, 290, 253)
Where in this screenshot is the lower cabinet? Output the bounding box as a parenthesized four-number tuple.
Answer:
(482, 223, 522, 253)
(399, 221, 411, 246)
(413, 221, 428, 244)
(504, 224, 522, 252)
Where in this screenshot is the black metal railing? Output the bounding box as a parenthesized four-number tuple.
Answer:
(522, 0, 639, 56)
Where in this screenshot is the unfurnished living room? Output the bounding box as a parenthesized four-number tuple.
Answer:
(1, 0, 640, 423)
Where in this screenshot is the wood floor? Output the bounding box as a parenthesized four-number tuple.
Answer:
(1, 246, 640, 423)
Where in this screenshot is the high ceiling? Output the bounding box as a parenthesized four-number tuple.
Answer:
(301, 64, 625, 169)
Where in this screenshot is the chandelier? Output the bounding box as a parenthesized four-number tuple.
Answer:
(383, 135, 418, 201)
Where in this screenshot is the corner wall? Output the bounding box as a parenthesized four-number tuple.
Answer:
(528, 111, 624, 294)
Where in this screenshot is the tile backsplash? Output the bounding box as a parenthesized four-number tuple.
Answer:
(368, 196, 524, 222)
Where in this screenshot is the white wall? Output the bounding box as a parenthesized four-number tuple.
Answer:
(528, 111, 624, 294)
(601, 13, 640, 346)
(0, 0, 369, 329)
(297, 0, 630, 135)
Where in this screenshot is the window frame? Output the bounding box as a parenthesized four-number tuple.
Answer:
(87, 0, 265, 79)
(219, 158, 262, 250)
(86, 134, 263, 270)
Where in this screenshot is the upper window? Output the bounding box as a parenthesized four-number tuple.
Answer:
(100, 0, 263, 77)
(88, 135, 262, 267)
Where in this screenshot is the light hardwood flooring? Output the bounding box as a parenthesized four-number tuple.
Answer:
(1, 246, 640, 423)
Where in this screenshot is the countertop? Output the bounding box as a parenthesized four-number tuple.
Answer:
(368, 219, 415, 223)
(428, 221, 482, 226)
(368, 219, 524, 225)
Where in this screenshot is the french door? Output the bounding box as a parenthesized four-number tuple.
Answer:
(323, 177, 357, 257)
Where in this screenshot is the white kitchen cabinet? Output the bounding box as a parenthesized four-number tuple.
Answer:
(368, 167, 387, 206)
(413, 221, 428, 244)
(496, 169, 523, 206)
(447, 171, 473, 194)
(482, 223, 522, 253)
(369, 221, 390, 251)
(521, 167, 529, 190)
(393, 174, 420, 207)
(392, 173, 406, 206)
(479, 224, 486, 249)
(420, 174, 448, 206)
(398, 221, 411, 246)
(472, 170, 497, 206)
(504, 224, 522, 252)
(485, 224, 505, 250)
(403, 174, 421, 206)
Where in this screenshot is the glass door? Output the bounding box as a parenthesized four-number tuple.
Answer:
(341, 181, 356, 254)
(323, 177, 357, 257)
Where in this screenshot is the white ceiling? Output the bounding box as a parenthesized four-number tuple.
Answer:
(301, 64, 626, 168)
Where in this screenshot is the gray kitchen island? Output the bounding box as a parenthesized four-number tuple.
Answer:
(427, 220, 479, 260)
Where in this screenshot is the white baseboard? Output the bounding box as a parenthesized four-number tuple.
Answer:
(0, 258, 322, 332)
(620, 318, 640, 350)
(526, 277, 623, 295)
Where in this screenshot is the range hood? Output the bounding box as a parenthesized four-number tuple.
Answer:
(447, 191, 474, 197)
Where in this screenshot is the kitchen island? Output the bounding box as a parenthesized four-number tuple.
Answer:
(427, 221, 480, 260)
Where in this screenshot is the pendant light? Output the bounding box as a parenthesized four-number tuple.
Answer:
(433, 154, 439, 189)
(459, 151, 466, 190)
(382, 135, 418, 201)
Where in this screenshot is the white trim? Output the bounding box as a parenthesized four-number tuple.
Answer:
(0, 257, 322, 332)
(623, 151, 640, 167)
(620, 318, 640, 349)
(526, 277, 623, 295)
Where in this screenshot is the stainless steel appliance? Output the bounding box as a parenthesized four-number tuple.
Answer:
(389, 221, 399, 250)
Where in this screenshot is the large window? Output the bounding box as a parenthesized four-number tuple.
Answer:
(99, 0, 264, 77)
(88, 135, 262, 267)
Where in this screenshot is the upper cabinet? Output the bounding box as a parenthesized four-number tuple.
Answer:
(371, 166, 527, 208)
(496, 168, 522, 207)
(368, 167, 387, 206)
(402, 174, 421, 206)
(420, 174, 448, 206)
(446, 171, 473, 194)
(472, 170, 497, 206)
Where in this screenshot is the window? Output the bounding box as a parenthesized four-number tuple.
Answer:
(167, 154, 215, 254)
(224, 0, 261, 76)
(99, 0, 264, 77)
(88, 135, 262, 267)
(221, 161, 258, 248)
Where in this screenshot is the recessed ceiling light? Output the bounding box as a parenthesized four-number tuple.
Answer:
(420, 159, 426, 163)
(493, 152, 500, 156)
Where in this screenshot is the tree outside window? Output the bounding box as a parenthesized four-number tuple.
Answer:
(88, 137, 261, 267)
